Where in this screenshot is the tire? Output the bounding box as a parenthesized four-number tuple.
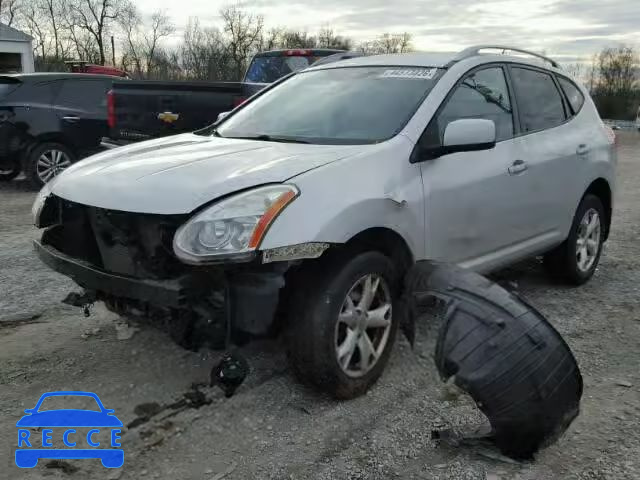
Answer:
(286, 250, 400, 399)
(25, 142, 75, 189)
(544, 194, 606, 285)
(0, 159, 20, 181)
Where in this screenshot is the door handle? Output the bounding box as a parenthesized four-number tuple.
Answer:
(576, 144, 590, 156)
(62, 116, 80, 123)
(508, 159, 528, 175)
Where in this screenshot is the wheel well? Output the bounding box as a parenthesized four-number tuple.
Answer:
(21, 134, 76, 168)
(584, 178, 612, 240)
(342, 227, 414, 273)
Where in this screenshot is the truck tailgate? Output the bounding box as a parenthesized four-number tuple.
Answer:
(110, 80, 244, 141)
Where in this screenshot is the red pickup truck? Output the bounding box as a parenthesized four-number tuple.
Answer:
(67, 61, 129, 78)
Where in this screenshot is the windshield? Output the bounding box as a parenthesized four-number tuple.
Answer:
(218, 66, 442, 145)
(245, 56, 321, 83)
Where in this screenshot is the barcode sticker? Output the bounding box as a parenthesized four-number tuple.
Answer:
(380, 68, 437, 79)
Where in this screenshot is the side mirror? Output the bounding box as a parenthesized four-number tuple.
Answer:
(413, 118, 496, 162)
(217, 111, 230, 123)
(442, 118, 496, 154)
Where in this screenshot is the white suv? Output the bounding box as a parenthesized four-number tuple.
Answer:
(33, 46, 616, 399)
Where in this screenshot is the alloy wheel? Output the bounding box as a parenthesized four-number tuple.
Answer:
(576, 208, 601, 272)
(335, 273, 393, 378)
(36, 149, 72, 184)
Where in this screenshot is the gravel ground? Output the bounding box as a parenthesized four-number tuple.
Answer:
(1, 132, 639, 480)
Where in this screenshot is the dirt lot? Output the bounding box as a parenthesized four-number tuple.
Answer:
(1, 132, 639, 480)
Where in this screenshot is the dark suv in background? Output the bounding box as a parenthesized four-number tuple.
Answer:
(0, 73, 114, 188)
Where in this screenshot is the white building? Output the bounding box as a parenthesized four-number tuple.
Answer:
(0, 23, 34, 74)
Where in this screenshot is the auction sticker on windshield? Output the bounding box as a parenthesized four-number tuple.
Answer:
(15, 391, 124, 469)
(380, 68, 438, 79)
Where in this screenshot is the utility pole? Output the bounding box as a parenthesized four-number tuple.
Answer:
(111, 36, 116, 66)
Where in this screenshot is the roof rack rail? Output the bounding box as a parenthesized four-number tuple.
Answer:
(454, 45, 561, 69)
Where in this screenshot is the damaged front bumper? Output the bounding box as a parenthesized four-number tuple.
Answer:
(33, 196, 290, 348)
(34, 240, 189, 307)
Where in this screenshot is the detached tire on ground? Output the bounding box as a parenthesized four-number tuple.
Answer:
(286, 250, 400, 399)
(25, 142, 75, 189)
(544, 194, 606, 285)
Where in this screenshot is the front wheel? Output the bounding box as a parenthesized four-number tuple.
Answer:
(286, 250, 399, 399)
(544, 194, 606, 285)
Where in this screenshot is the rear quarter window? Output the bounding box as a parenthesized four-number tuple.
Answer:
(557, 76, 585, 115)
(510, 67, 567, 133)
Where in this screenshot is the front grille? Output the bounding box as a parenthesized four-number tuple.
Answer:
(42, 197, 188, 279)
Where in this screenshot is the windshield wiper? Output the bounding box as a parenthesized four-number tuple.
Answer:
(224, 134, 310, 144)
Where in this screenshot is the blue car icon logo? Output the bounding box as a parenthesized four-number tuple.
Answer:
(16, 391, 123, 468)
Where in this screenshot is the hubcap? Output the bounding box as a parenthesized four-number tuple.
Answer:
(335, 274, 392, 378)
(576, 208, 601, 273)
(36, 149, 71, 184)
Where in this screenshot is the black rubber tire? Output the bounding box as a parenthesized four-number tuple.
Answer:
(25, 142, 76, 190)
(286, 249, 400, 399)
(544, 194, 606, 285)
(0, 159, 20, 181)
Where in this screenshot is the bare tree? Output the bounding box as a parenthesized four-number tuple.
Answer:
(68, 0, 126, 65)
(260, 27, 283, 51)
(21, 3, 48, 59)
(278, 30, 316, 49)
(317, 27, 352, 50)
(0, 0, 21, 26)
(596, 45, 638, 96)
(41, 0, 67, 59)
(359, 32, 413, 54)
(564, 62, 584, 81)
(118, 1, 142, 74)
(589, 46, 639, 119)
(181, 18, 232, 80)
(143, 10, 174, 76)
(220, 4, 264, 79)
(586, 53, 598, 94)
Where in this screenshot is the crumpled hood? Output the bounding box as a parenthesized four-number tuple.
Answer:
(51, 133, 363, 214)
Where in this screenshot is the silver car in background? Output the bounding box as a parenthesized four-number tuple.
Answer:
(33, 46, 616, 399)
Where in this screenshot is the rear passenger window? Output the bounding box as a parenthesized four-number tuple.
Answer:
(557, 76, 585, 114)
(55, 79, 111, 113)
(511, 67, 566, 132)
(420, 66, 514, 148)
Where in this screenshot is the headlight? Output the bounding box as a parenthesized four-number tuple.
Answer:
(173, 184, 299, 264)
(31, 182, 52, 226)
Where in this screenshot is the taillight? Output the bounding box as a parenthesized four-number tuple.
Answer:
(107, 90, 115, 129)
(233, 96, 246, 107)
(284, 49, 311, 56)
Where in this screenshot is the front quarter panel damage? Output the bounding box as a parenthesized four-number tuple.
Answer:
(402, 261, 583, 460)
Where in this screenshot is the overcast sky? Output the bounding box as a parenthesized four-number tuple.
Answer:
(135, 0, 639, 61)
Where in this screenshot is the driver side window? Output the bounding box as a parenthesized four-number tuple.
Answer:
(421, 67, 514, 150)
